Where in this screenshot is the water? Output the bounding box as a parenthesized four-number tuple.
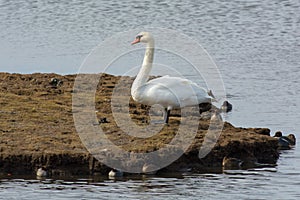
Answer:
(1, 0, 300, 199)
(1, 153, 300, 200)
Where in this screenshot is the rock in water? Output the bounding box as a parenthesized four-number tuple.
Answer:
(36, 167, 47, 177)
(108, 169, 123, 177)
(220, 101, 232, 112)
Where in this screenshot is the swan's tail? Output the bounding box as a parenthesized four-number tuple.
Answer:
(208, 90, 217, 102)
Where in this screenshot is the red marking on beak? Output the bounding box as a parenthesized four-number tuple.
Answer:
(131, 38, 140, 45)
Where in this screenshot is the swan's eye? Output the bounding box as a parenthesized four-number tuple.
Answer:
(136, 35, 143, 39)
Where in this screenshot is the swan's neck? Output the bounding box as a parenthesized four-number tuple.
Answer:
(131, 40, 154, 93)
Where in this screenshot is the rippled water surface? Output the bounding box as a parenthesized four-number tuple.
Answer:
(1, 151, 300, 200)
(1, 0, 300, 199)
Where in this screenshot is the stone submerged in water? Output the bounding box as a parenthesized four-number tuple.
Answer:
(36, 167, 48, 177)
(273, 131, 296, 150)
(0, 73, 292, 176)
(108, 169, 123, 178)
(220, 101, 232, 113)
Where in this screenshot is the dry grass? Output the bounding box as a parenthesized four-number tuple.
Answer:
(0, 72, 279, 171)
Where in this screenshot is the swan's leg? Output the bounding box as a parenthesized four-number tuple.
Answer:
(163, 109, 171, 124)
(149, 105, 167, 124)
(163, 108, 167, 121)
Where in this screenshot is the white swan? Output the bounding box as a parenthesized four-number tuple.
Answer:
(131, 32, 213, 123)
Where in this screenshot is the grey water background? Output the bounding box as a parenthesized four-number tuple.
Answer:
(0, 0, 300, 199)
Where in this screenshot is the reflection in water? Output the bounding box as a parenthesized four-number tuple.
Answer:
(0, 162, 298, 199)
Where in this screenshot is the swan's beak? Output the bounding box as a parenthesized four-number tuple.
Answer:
(131, 38, 140, 45)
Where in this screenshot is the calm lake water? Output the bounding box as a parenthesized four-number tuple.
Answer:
(1, 0, 300, 199)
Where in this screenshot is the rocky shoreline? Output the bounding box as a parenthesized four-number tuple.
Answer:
(0, 73, 289, 176)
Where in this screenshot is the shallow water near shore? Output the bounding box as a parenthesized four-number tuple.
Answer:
(0, 147, 299, 199)
(1, 0, 300, 199)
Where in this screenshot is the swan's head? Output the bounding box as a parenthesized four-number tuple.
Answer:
(131, 32, 153, 45)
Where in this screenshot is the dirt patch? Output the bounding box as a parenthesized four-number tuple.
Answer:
(0, 73, 279, 176)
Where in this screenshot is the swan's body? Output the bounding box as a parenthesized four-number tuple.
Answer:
(131, 32, 213, 123)
(132, 76, 211, 108)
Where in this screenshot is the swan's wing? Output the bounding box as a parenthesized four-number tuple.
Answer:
(148, 76, 193, 87)
(145, 76, 211, 107)
(148, 76, 205, 93)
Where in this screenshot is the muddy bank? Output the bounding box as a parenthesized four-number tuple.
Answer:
(0, 73, 281, 176)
